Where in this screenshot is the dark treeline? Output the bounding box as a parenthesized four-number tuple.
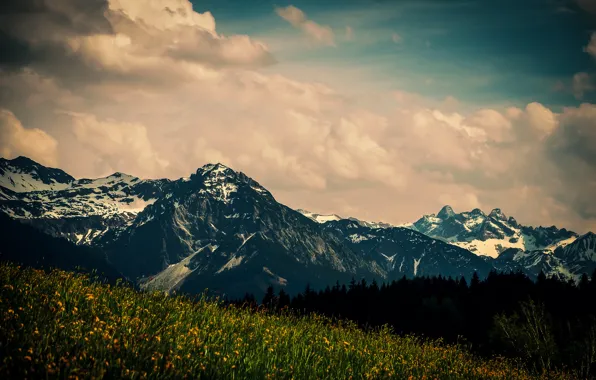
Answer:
(233, 271, 596, 378)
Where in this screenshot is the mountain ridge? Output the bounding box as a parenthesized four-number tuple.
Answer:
(1, 156, 595, 297)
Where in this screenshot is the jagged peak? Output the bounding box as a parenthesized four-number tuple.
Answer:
(107, 171, 137, 180)
(437, 205, 456, 219)
(470, 208, 485, 216)
(298, 209, 343, 223)
(1, 156, 65, 173)
(199, 162, 234, 173)
(488, 208, 507, 221)
(6, 156, 38, 165)
(194, 162, 244, 183)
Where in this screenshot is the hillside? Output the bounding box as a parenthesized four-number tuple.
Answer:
(0, 263, 569, 379)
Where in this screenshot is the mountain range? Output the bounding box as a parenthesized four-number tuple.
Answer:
(1, 156, 594, 298)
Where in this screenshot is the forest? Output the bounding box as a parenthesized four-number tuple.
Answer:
(238, 271, 596, 378)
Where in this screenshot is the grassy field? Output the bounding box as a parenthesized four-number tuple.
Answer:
(0, 262, 571, 379)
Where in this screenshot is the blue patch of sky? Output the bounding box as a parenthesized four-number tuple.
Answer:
(191, 0, 596, 106)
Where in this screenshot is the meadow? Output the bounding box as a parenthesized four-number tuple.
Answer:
(0, 262, 571, 379)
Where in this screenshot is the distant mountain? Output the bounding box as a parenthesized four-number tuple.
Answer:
(0, 156, 74, 193)
(1, 156, 595, 297)
(298, 209, 408, 229)
(0, 158, 171, 245)
(321, 219, 493, 280)
(411, 205, 578, 258)
(554, 232, 596, 275)
(297, 209, 343, 224)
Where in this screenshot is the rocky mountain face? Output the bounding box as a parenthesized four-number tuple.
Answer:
(0, 213, 121, 281)
(411, 206, 578, 258)
(102, 164, 378, 298)
(1, 156, 595, 298)
(553, 232, 596, 275)
(320, 219, 494, 280)
(405, 205, 587, 279)
(0, 160, 171, 245)
(0, 156, 74, 193)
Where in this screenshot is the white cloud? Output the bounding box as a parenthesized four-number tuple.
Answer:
(585, 33, 596, 59)
(1, 0, 596, 233)
(572, 72, 595, 99)
(276, 5, 335, 46)
(69, 112, 169, 178)
(0, 109, 59, 167)
(345, 26, 354, 41)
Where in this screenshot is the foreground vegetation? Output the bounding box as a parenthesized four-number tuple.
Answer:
(0, 263, 570, 379)
(249, 272, 596, 378)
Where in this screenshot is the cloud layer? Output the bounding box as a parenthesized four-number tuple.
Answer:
(1, 0, 596, 233)
(276, 5, 335, 46)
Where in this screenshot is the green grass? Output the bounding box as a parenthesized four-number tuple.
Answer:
(0, 262, 571, 379)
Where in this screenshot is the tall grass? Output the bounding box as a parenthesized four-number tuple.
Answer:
(0, 262, 571, 379)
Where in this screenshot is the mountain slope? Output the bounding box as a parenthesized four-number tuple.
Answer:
(103, 164, 374, 298)
(0, 213, 121, 280)
(412, 206, 578, 259)
(554, 232, 596, 275)
(322, 219, 494, 280)
(2, 156, 595, 295)
(0, 164, 172, 245)
(0, 156, 74, 192)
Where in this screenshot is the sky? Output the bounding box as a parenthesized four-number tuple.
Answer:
(1, 0, 596, 233)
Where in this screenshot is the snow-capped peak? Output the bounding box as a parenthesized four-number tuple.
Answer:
(190, 163, 272, 203)
(199, 163, 234, 176)
(0, 156, 74, 192)
(297, 209, 406, 229)
(298, 209, 343, 223)
(71, 172, 140, 189)
(437, 205, 456, 219)
(469, 208, 486, 216)
(488, 208, 507, 221)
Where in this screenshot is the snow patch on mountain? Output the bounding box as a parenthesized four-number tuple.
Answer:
(0, 157, 75, 192)
(454, 236, 531, 258)
(297, 209, 342, 223)
(71, 173, 140, 189)
(546, 236, 578, 251)
(0, 172, 70, 192)
(216, 256, 245, 274)
(263, 267, 288, 286)
(413, 257, 421, 276)
(297, 209, 410, 229)
(141, 250, 203, 293)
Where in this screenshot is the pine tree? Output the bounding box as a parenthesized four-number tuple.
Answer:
(278, 289, 290, 309)
(470, 271, 480, 289)
(262, 285, 276, 309)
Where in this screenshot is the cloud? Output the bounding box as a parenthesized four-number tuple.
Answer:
(584, 32, 596, 59)
(0, 0, 275, 78)
(1, 0, 596, 233)
(572, 72, 595, 99)
(576, 0, 596, 14)
(543, 104, 596, 218)
(69, 112, 169, 178)
(276, 5, 335, 46)
(345, 26, 354, 41)
(0, 109, 59, 167)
